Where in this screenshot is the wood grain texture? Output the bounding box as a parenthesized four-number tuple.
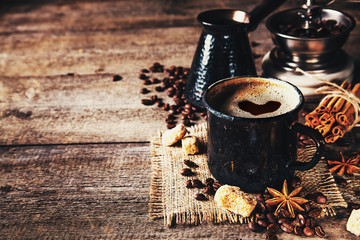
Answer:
(0, 143, 355, 239)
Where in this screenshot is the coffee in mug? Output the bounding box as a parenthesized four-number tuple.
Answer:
(203, 77, 324, 193)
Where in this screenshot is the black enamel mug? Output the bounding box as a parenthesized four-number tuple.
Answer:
(202, 76, 325, 193)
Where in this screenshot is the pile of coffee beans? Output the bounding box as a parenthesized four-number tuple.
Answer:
(139, 62, 206, 129)
(180, 159, 221, 201)
(278, 19, 346, 38)
(248, 177, 327, 239)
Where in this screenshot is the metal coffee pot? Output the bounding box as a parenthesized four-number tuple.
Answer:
(185, 0, 286, 107)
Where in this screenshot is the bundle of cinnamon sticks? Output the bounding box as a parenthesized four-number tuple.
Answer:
(305, 81, 360, 143)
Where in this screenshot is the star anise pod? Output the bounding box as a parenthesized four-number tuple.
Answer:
(265, 180, 308, 218)
(328, 152, 360, 176)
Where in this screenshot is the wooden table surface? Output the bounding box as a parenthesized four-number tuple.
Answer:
(1, 0, 360, 239)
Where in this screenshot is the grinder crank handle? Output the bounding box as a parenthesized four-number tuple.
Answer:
(247, 0, 287, 32)
(289, 123, 325, 171)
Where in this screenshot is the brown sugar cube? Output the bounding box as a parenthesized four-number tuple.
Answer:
(347, 209, 360, 236)
(214, 185, 256, 217)
(182, 136, 200, 155)
(161, 124, 187, 146)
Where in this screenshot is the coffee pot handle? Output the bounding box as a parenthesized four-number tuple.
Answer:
(290, 123, 325, 171)
(248, 0, 287, 32)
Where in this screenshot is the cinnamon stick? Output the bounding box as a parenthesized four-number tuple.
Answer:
(319, 113, 335, 126)
(305, 110, 321, 127)
(316, 124, 332, 136)
(316, 96, 332, 114)
(332, 124, 346, 138)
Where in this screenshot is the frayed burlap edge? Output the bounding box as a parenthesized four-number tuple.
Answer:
(149, 123, 348, 226)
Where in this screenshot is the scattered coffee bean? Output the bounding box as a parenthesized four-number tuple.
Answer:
(293, 226, 303, 236)
(265, 232, 278, 240)
(185, 180, 193, 188)
(155, 86, 164, 92)
(205, 178, 214, 186)
(256, 213, 267, 220)
(167, 123, 176, 129)
(248, 221, 262, 233)
(315, 225, 325, 238)
(281, 222, 293, 233)
(140, 68, 150, 73)
(180, 168, 193, 176)
(204, 186, 215, 195)
(191, 179, 204, 188)
(303, 202, 311, 212)
(257, 219, 268, 228)
(112, 75, 122, 82)
(315, 192, 327, 204)
(140, 88, 150, 94)
(266, 212, 277, 223)
(184, 159, 198, 168)
(308, 208, 321, 218)
(139, 73, 148, 80)
(141, 99, 154, 106)
(296, 214, 306, 226)
(212, 182, 222, 190)
(267, 223, 280, 233)
(143, 79, 152, 85)
(194, 193, 207, 201)
(303, 226, 315, 236)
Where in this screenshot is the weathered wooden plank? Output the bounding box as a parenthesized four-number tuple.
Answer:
(0, 143, 355, 239)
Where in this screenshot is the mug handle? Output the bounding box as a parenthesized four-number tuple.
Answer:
(290, 123, 325, 171)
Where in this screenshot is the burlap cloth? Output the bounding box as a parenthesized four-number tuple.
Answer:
(149, 123, 359, 226)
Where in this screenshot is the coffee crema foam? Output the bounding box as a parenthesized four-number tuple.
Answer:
(211, 78, 301, 118)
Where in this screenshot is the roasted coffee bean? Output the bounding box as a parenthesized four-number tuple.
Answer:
(204, 186, 215, 195)
(296, 214, 306, 226)
(267, 213, 277, 223)
(308, 208, 321, 218)
(305, 218, 316, 228)
(315, 225, 325, 238)
(151, 77, 160, 84)
(277, 208, 291, 218)
(256, 213, 267, 220)
(143, 79, 152, 85)
(162, 103, 170, 111)
(315, 192, 327, 204)
(205, 178, 214, 186)
(212, 182, 222, 190)
(256, 201, 266, 213)
(185, 180, 193, 188)
(140, 88, 150, 94)
(156, 100, 164, 108)
(191, 179, 204, 188)
(167, 124, 176, 129)
(257, 219, 268, 228)
(303, 202, 311, 212)
(139, 73, 148, 80)
(141, 99, 154, 106)
(180, 168, 193, 176)
(265, 202, 274, 212)
(303, 226, 315, 236)
(155, 86, 164, 92)
(112, 75, 122, 82)
(194, 193, 207, 201)
(248, 221, 262, 232)
(140, 68, 150, 73)
(294, 226, 303, 236)
(278, 218, 291, 225)
(265, 232, 278, 240)
(184, 159, 198, 168)
(291, 219, 301, 227)
(267, 223, 280, 233)
(281, 222, 293, 233)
